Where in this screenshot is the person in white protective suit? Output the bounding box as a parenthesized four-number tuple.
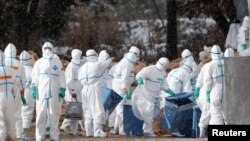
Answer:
(0, 51, 19, 141)
(4, 43, 27, 140)
(224, 48, 235, 57)
(237, 16, 250, 56)
(60, 49, 83, 136)
(181, 49, 198, 90)
(19, 50, 34, 140)
(31, 42, 66, 141)
(167, 61, 193, 94)
(78, 49, 112, 137)
(98, 50, 118, 133)
(44, 53, 65, 136)
(105, 63, 118, 134)
(132, 57, 175, 137)
(225, 20, 241, 50)
(203, 45, 225, 125)
(112, 46, 140, 135)
(98, 50, 111, 87)
(194, 60, 212, 138)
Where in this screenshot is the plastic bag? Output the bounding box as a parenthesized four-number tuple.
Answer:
(65, 101, 83, 120)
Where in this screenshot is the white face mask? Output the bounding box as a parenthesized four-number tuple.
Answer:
(43, 49, 53, 58)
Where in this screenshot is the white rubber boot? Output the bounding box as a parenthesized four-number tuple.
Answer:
(199, 127, 206, 138)
(85, 123, 94, 137)
(94, 124, 107, 138)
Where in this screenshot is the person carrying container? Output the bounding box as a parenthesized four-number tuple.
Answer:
(132, 57, 175, 137)
(78, 49, 112, 137)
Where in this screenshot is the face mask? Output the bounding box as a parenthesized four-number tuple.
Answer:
(43, 49, 53, 58)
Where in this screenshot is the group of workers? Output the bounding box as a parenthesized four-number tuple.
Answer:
(0, 15, 248, 141)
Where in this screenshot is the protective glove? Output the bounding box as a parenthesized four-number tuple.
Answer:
(20, 90, 27, 106)
(31, 86, 37, 99)
(122, 93, 132, 101)
(136, 77, 143, 85)
(242, 43, 248, 50)
(194, 87, 200, 99)
(59, 88, 66, 98)
(21, 95, 27, 105)
(206, 91, 210, 103)
(164, 88, 175, 96)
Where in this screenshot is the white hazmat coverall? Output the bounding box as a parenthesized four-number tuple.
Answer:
(0, 51, 19, 141)
(61, 49, 83, 135)
(132, 59, 170, 136)
(32, 43, 65, 140)
(167, 62, 192, 94)
(112, 51, 139, 135)
(196, 63, 211, 137)
(4, 43, 26, 139)
(237, 16, 249, 55)
(98, 50, 111, 88)
(203, 45, 225, 125)
(78, 49, 112, 137)
(20, 51, 34, 135)
(181, 49, 198, 90)
(105, 64, 117, 130)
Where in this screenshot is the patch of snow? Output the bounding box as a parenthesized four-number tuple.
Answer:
(54, 46, 72, 56)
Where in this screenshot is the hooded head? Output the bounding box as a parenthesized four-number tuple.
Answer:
(224, 48, 234, 57)
(98, 50, 110, 62)
(71, 49, 82, 64)
(210, 45, 222, 60)
(0, 50, 4, 66)
(181, 49, 194, 62)
(20, 50, 31, 66)
(42, 42, 54, 59)
(126, 46, 140, 63)
(155, 57, 169, 71)
(242, 16, 249, 28)
(4, 43, 17, 58)
(86, 49, 98, 62)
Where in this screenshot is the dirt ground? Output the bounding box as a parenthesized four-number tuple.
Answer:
(25, 122, 206, 141)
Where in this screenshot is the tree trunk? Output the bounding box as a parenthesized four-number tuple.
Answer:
(167, 0, 177, 60)
(211, 11, 230, 37)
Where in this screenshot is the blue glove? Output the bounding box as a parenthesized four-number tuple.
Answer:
(137, 77, 143, 85)
(59, 88, 66, 98)
(194, 87, 200, 99)
(206, 91, 210, 103)
(123, 93, 131, 101)
(31, 86, 37, 99)
(164, 89, 175, 96)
